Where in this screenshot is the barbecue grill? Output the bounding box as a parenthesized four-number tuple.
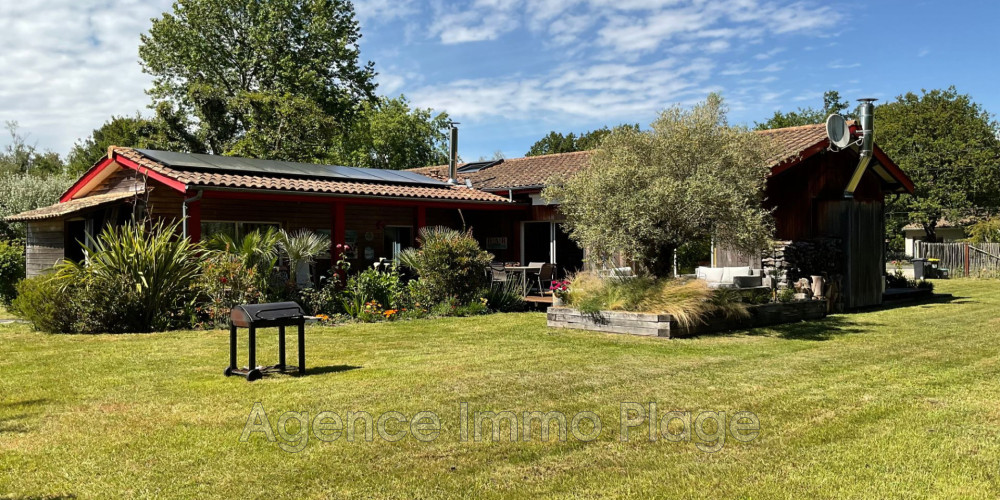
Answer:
(225, 302, 308, 381)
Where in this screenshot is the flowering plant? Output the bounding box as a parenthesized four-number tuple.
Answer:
(549, 279, 571, 299)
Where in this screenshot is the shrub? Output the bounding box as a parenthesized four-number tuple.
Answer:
(481, 279, 526, 312)
(11, 275, 76, 332)
(197, 252, 269, 327)
(0, 240, 24, 304)
(397, 226, 492, 304)
(299, 274, 342, 316)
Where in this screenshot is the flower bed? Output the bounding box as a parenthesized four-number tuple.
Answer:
(547, 299, 827, 338)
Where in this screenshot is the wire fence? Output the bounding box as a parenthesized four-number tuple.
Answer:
(913, 242, 1000, 277)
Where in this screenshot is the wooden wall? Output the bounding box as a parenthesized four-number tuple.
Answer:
(766, 149, 886, 241)
(25, 220, 64, 277)
(815, 200, 885, 309)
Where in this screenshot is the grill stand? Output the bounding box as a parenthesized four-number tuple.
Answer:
(225, 319, 305, 381)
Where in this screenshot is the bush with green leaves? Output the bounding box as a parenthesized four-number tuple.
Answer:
(398, 226, 492, 305)
(14, 220, 202, 333)
(341, 267, 405, 319)
(52, 219, 202, 332)
(0, 239, 24, 304)
(480, 278, 526, 313)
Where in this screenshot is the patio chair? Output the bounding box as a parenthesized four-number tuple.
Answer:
(535, 263, 556, 297)
(489, 262, 508, 283)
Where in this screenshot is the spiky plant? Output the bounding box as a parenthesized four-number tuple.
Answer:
(279, 229, 330, 286)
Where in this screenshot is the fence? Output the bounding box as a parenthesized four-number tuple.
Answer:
(913, 242, 1000, 277)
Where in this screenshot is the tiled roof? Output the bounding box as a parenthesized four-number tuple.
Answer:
(112, 147, 510, 204)
(755, 122, 832, 167)
(6, 190, 144, 222)
(409, 150, 592, 191)
(409, 126, 837, 191)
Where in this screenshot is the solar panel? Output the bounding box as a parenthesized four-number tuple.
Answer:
(135, 149, 449, 187)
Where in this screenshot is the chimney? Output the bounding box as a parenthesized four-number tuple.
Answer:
(844, 98, 877, 198)
(448, 122, 459, 184)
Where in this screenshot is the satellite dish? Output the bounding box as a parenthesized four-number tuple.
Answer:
(826, 114, 851, 149)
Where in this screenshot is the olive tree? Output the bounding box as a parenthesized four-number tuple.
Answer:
(543, 94, 777, 277)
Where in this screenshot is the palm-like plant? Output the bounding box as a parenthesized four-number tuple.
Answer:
(207, 228, 281, 272)
(279, 229, 330, 286)
(54, 219, 202, 332)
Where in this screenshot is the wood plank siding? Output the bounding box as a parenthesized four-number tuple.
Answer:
(25, 220, 64, 277)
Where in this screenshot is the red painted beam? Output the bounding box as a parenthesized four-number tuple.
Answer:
(200, 189, 526, 211)
(60, 157, 115, 202)
(186, 191, 202, 243)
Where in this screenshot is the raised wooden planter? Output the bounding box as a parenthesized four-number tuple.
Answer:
(547, 300, 827, 339)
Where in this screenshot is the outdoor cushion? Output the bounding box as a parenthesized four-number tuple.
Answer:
(702, 267, 725, 284)
(720, 266, 752, 284)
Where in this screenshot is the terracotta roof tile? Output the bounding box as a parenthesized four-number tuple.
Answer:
(409, 125, 838, 191)
(112, 147, 510, 204)
(6, 190, 144, 222)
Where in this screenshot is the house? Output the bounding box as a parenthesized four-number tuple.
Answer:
(902, 219, 968, 257)
(9, 122, 913, 308)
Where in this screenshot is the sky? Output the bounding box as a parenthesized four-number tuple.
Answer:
(1, 0, 998, 163)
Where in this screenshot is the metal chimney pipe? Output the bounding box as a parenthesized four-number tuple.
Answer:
(448, 122, 459, 184)
(844, 98, 877, 198)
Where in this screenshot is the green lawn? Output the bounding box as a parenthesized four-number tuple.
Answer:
(2, 280, 1000, 498)
(0, 305, 15, 320)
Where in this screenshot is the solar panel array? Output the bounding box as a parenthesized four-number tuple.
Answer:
(135, 149, 449, 187)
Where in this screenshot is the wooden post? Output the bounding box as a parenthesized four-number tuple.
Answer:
(416, 206, 427, 232)
(965, 242, 971, 277)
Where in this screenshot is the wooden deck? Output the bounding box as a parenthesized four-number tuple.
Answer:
(523, 294, 553, 310)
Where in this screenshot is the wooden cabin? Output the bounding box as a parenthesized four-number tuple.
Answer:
(8, 123, 913, 309)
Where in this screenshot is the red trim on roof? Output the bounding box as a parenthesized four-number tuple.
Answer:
(200, 189, 528, 210)
(872, 145, 914, 194)
(769, 138, 831, 177)
(59, 157, 115, 202)
(113, 155, 188, 193)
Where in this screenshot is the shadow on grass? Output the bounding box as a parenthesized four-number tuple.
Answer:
(307, 365, 362, 376)
(869, 293, 964, 312)
(0, 398, 49, 434)
(736, 315, 868, 341)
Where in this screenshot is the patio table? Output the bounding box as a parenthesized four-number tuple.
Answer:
(505, 265, 542, 296)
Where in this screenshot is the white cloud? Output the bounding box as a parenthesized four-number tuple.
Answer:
(0, 0, 173, 155)
(354, 0, 418, 21)
(408, 57, 715, 122)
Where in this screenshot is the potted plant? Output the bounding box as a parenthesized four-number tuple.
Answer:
(550, 279, 570, 306)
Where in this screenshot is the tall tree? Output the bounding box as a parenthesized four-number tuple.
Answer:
(336, 95, 451, 170)
(876, 87, 1000, 242)
(754, 90, 853, 130)
(543, 95, 777, 277)
(0, 122, 65, 176)
(526, 125, 639, 156)
(139, 0, 377, 161)
(66, 114, 201, 175)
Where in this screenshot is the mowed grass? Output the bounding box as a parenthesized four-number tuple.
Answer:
(0, 306, 15, 320)
(2, 280, 1000, 499)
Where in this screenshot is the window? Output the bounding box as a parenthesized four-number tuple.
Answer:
(201, 221, 280, 240)
(383, 226, 413, 262)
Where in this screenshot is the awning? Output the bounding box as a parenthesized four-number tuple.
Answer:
(5, 190, 144, 222)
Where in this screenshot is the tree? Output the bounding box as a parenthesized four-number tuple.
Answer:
(754, 90, 853, 130)
(66, 114, 201, 176)
(876, 87, 1000, 243)
(0, 173, 74, 241)
(526, 125, 639, 156)
(139, 0, 377, 161)
(0, 122, 65, 176)
(335, 95, 451, 170)
(543, 95, 778, 277)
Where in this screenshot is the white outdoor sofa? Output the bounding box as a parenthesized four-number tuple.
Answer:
(694, 266, 763, 289)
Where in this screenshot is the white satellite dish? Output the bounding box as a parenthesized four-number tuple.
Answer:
(826, 114, 851, 149)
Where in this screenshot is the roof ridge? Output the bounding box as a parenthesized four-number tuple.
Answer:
(754, 122, 826, 134)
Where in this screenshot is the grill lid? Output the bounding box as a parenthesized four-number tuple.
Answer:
(231, 302, 306, 326)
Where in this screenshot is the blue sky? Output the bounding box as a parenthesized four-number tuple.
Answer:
(1, 0, 998, 163)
